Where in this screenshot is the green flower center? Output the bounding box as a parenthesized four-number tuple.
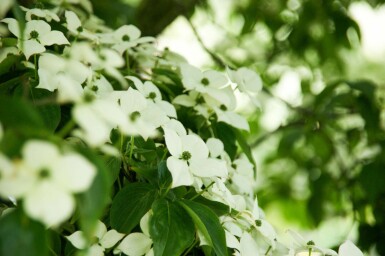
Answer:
(181, 151, 192, 161)
(255, 219, 262, 227)
(122, 35, 130, 41)
(91, 85, 98, 92)
(77, 26, 84, 33)
(148, 92, 157, 100)
(307, 240, 315, 246)
(220, 104, 227, 111)
(201, 78, 209, 86)
(30, 30, 39, 39)
(130, 111, 141, 121)
(196, 95, 205, 104)
(39, 168, 50, 179)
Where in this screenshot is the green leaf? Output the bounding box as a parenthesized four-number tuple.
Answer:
(158, 160, 172, 193)
(0, 96, 45, 130)
(215, 122, 237, 160)
(191, 196, 230, 217)
(31, 89, 61, 132)
(150, 199, 195, 256)
(0, 209, 48, 256)
(77, 147, 111, 238)
(178, 199, 228, 256)
(104, 156, 122, 185)
(110, 182, 157, 233)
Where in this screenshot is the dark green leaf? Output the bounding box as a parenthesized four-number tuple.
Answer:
(0, 96, 45, 130)
(158, 160, 172, 193)
(215, 122, 237, 160)
(0, 209, 48, 256)
(110, 182, 157, 233)
(178, 199, 228, 256)
(105, 156, 122, 185)
(150, 199, 195, 256)
(77, 147, 111, 238)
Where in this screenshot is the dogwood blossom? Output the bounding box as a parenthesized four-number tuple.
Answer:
(164, 128, 228, 187)
(114, 211, 154, 256)
(227, 67, 263, 107)
(67, 220, 125, 256)
(65, 11, 98, 41)
(21, 6, 60, 22)
(37, 53, 91, 102)
(1, 18, 69, 59)
(0, 140, 96, 227)
(99, 25, 154, 55)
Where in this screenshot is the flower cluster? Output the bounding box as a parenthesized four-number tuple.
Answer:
(0, 1, 364, 256)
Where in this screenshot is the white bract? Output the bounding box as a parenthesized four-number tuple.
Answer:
(1, 18, 69, 59)
(227, 67, 263, 107)
(99, 24, 154, 55)
(164, 128, 228, 187)
(114, 211, 154, 256)
(67, 220, 125, 256)
(37, 53, 91, 102)
(21, 6, 60, 22)
(0, 140, 96, 227)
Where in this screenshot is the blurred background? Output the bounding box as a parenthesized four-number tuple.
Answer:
(91, 0, 385, 254)
(24, 0, 385, 254)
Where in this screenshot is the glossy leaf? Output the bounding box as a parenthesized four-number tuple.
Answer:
(150, 199, 195, 256)
(179, 199, 228, 256)
(110, 182, 157, 233)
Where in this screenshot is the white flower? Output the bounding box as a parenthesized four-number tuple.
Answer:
(127, 76, 176, 118)
(37, 53, 91, 102)
(67, 220, 125, 256)
(0, 0, 14, 19)
(286, 230, 324, 256)
(20, 6, 60, 22)
(338, 240, 363, 256)
(164, 129, 228, 187)
(110, 88, 169, 139)
(227, 67, 263, 107)
(65, 11, 98, 41)
(228, 156, 255, 196)
(1, 18, 69, 59)
(73, 98, 130, 147)
(0, 140, 96, 227)
(99, 25, 154, 55)
(114, 211, 153, 256)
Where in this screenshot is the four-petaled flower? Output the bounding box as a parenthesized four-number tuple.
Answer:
(1, 18, 69, 60)
(0, 140, 96, 227)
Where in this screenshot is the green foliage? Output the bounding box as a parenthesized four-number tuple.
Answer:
(150, 199, 195, 256)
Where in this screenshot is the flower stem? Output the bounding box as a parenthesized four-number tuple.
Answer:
(34, 54, 38, 80)
(190, 181, 215, 200)
(56, 119, 75, 138)
(129, 136, 135, 160)
(265, 246, 272, 255)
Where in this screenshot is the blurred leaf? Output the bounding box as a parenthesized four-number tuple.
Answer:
(110, 182, 157, 233)
(30, 89, 61, 132)
(150, 199, 195, 256)
(77, 147, 111, 238)
(359, 161, 385, 203)
(0, 209, 48, 256)
(179, 199, 228, 256)
(234, 129, 257, 175)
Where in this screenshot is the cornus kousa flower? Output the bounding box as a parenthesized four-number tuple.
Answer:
(227, 67, 263, 107)
(164, 127, 228, 188)
(1, 18, 69, 60)
(67, 220, 125, 256)
(20, 6, 60, 22)
(37, 53, 91, 102)
(109, 87, 169, 140)
(99, 24, 154, 55)
(0, 140, 96, 227)
(127, 76, 177, 118)
(65, 11, 98, 41)
(114, 211, 154, 256)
